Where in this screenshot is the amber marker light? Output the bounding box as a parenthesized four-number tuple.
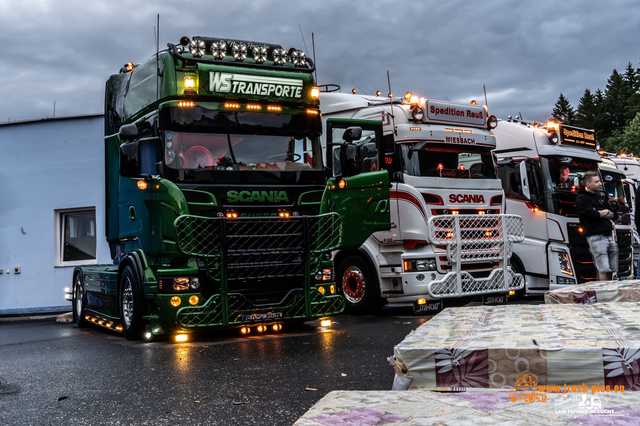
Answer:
(224, 102, 241, 109)
(175, 334, 188, 343)
(267, 105, 282, 112)
(311, 87, 320, 98)
(137, 180, 148, 190)
(115, 325, 123, 332)
(272, 324, 282, 332)
(306, 109, 319, 115)
(257, 324, 266, 333)
(184, 76, 195, 89)
(226, 212, 238, 218)
(178, 101, 194, 107)
(279, 212, 290, 218)
(170, 296, 181, 307)
(320, 318, 332, 327)
(338, 179, 347, 189)
(417, 299, 427, 305)
(247, 104, 261, 110)
(509, 290, 516, 296)
(125, 62, 134, 72)
(240, 326, 250, 335)
(318, 286, 326, 295)
(330, 285, 336, 294)
(189, 295, 199, 305)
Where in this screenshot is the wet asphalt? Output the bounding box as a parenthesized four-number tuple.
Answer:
(0, 307, 434, 426)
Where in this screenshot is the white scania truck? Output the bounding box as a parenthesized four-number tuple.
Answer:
(320, 91, 525, 314)
(493, 118, 633, 292)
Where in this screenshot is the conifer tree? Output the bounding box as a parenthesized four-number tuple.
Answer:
(551, 93, 575, 124)
(575, 88, 598, 130)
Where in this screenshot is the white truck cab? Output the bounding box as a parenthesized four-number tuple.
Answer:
(494, 118, 633, 292)
(320, 91, 524, 314)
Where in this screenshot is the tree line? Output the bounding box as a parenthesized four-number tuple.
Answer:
(551, 62, 640, 154)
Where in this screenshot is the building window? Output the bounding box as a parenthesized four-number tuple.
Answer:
(55, 208, 97, 267)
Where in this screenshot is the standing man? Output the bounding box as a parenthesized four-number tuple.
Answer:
(576, 171, 618, 281)
(635, 185, 640, 278)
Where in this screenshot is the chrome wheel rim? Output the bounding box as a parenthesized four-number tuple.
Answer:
(122, 276, 133, 328)
(75, 279, 83, 317)
(342, 266, 365, 304)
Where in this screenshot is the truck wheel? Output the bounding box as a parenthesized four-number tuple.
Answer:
(336, 254, 382, 314)
(73, 272, 90, 328)
(119, 265, 144, 340)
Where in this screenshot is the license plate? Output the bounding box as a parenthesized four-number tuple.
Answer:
(242, 312, 283, 321)
(483, 294, 507, 305)
(413, 300, 443, 314)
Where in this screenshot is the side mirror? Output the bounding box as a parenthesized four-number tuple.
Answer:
(120, 140, 141, 177)
(342, 127, 362, 142)
(119, 123, 139, 141)
(340, 143, 361, 177)
(120, 137, 161, 178)
(518, 161, 531, 200)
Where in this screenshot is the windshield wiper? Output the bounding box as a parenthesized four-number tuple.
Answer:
(226, 134, 239, 165)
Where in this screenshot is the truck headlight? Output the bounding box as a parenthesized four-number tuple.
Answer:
(405, 259, 437, 272)
(314, 268, 334, 283)
(557, 252, 573, 276)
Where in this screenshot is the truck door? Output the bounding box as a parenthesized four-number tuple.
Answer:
(321, 119, 391, 250)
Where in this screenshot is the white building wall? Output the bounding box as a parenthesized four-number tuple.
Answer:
(0, 115, 111, 315)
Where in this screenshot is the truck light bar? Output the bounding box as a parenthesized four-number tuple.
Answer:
(211, 41, 227, 59)
(232, 44, 248, 61)
(253, 46, 268, 63)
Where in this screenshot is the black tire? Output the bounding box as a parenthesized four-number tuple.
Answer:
(336, 254, 383, 315)
(119, 265, 144, 340)
(509, 260, 526, 300)
(73, 272, 90, 328)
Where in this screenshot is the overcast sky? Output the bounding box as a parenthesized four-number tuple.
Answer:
(1, 0, 639, 124)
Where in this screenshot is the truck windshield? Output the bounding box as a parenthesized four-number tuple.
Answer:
(540, 156, 600, 217)
(400, 144, 496, 179)
(164, 131, 323, 171)
(600, 170, 630, 211)
(541, 157, 599, 193)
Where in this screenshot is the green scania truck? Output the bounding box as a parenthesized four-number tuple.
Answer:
(69, 35, 390, 341)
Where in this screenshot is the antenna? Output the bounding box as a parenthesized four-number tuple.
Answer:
(519, 111, 523, 120)
(483, 84, 488, 109)
(156, 14, 160, 105)
(312, 33, 317, 83)
(387, 70, 396, 136)
(53, 101, 56, 118)
(299, 25, 309, 53)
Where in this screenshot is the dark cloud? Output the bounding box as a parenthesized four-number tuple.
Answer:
(1, 0, 639, 123)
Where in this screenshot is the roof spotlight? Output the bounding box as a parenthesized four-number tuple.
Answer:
(376, 91, 381, 96)
(252, 46, 268, 63)
(179, 36, 190, 47)
(232, 43, 248, 61)
(291, 50, 306, 67)
(210, 41, 227, 59)
(189, 39, 206, 58)
(487, 115, 498, 130)
(272, 48, 287, 65)
(404, 92, 412, 102)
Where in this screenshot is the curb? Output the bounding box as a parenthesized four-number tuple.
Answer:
(0, 313, 72, 324)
